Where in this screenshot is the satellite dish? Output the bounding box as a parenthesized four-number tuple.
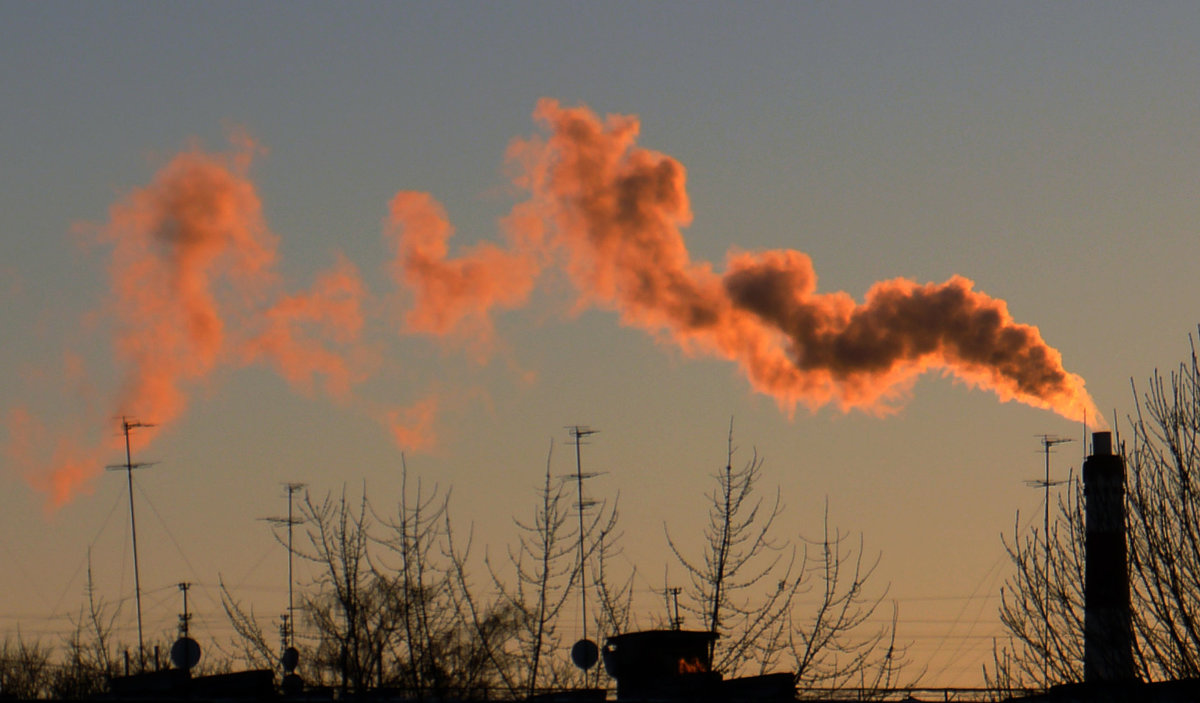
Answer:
(282, 646, 300, 673)
(282, 673, 303, 694)
(571, 638, 599, 670)
(170, 637, 202, 670)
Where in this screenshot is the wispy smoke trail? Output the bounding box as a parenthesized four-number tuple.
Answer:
(396, 99, 1098, 422)
(385, 191, 540, 357)
(104, 140, 275, 431)
(14, 138, 385, 507)
(5, 408, 110, 509)
(16, 100, 1098, 507)
(241, 255, 367, 400)
(384, 395, 439, 452)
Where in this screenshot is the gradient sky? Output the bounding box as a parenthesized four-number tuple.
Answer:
(3, 2, 1200, 688)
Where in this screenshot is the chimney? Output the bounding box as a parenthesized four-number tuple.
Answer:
(1083, 431, 1136, 683)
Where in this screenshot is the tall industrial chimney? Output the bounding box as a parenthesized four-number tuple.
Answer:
(1083, 431, 1136, 683)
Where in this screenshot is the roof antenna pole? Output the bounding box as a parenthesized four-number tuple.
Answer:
(567, 426, 601, 676)
(1027, 433, 1072, 691)
(178, 582, 191, 639)
(264, 483, 306, 650)
(569, 426, 598, 644)
(286, 483, 305, 647)
(669, 587, 683, 631)
(107, 416, 156, 673)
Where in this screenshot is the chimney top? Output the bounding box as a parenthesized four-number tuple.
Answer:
(1092, 431, 1112, 457)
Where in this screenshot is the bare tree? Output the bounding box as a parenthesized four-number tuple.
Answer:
(0, 634, 53, 699)
(1126, 331, 1200, 680)
(373, 460, 496, 697)
(989, 475, 1087, 690)
(218, 468, 526, 700)
(491, 441, 582, 696)
(444, 518, 525, 699)
(665, 424, 797, 674)
(50, 555, 124, 698)
(591, 521, 634, 645)
(488, 437, 623, 695)
(666, 424, 901, 691)
(992, 328, 1200, 686)
(295, 485, 395, 693)
(785, 505, 906, 694)
(219, 579, 278, 670)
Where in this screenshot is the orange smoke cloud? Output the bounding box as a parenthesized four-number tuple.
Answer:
(103, 140, 275, 433)
(398, 99, 1098, 422)
(386, 191, 539, 356)
(22, 101, 1100, 507)
(384, 395, 438, 452)
(722, 255, 1097, 419)
(5, 408, 112, 510)
(242, 255, 367, 400)
(523, 99, 1097, 420)
(23, 138, 376, 506)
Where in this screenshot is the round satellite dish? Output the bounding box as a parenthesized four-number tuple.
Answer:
(571, 638, 599, 670)
(282, 673, 304, 694)
(170, 637, 202, 670)
(282, 646, 300, 673)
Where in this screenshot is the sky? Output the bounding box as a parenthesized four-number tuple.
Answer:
(3, 2, 1200, 689)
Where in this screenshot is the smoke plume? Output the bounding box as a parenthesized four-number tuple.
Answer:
(397, 99, 1098, 422)
(20, 138, 380, 506)
(386, 190, 540, 356)
(103, 141, 275, 431)
(18, 100, 1099, 507)
(384, 394, 439, 452)
(242, 254, 367, 400)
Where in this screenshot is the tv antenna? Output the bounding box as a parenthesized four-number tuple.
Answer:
(178, 581, 192, 638)
(1025, 433, 1072, 690)
(262, 482, 306, 656)
(105, 416, 156, 672)
(171, 582, 201, 671)
(567, 426, 600, 673)
(668, 587, 683, 630)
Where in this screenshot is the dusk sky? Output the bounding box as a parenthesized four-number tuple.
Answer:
(3, 3, 1200, 688)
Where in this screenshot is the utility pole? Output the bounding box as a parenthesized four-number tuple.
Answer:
(106, 417, 156, 672)
(1026, 434, 1072, 690)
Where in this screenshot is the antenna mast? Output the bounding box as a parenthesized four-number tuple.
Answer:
(669, 587, 683, 630)
(263, 482, 306, 651)
(178, 582, 192, 639)
(171, 581, 202, 672)
(568, 426, 598, 645)
(106, 417, 156, 672)
(564, 426, 604, 677)
(1026, 433, 1072, 690)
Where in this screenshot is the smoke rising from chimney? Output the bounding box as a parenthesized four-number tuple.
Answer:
(12, 102, 1099, 506)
